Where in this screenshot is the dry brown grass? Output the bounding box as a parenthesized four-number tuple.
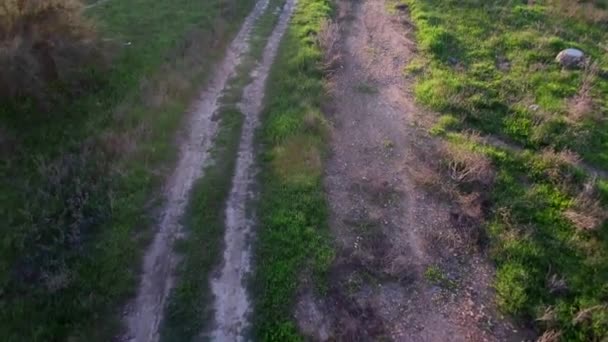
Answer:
(538, 148, 582, 185)
(548, 0, 608, 24)
(0, 0, 102, 101)
(567, 61, 601, 123)
(411, 137, 496, 249)
(572, 304, 607, 325)
(317, 19, 342, 75)
(536, 329, 562, 342)
(537, 306, 558, 327)
(564, 178, 607, 231)
(440, 141, 495, 187)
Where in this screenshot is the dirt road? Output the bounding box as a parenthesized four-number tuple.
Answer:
(210, 0, 296, 340)
(121, 1, 270, 340)
(296, 1, 533, 341)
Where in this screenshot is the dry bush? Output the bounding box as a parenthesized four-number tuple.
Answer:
(567, 61, 601, 123)
(536, 329, 562, 342)
(317, 19, 342, 75)
(0, 0, 103, 101)
(440, 142, 496, 187)
(564, 178, 607, 231)
(548, 0, 608, 24)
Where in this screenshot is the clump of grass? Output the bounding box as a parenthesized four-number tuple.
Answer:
(253, 0, 334, 339)
(532, 148, 583, 186)
(317, 18, 341, 74)
(564, 180, 607, 231)
(440, 139, 495, 187)
(424, 265, 458, 290)
(537, 329, 562, 342)
(0, 0, 103, 102)
(566, 61, 601, 123)
(429, 114, 460, 135)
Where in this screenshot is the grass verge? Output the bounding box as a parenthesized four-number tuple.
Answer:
(0, 0, 255, 340)
(252, 0, 334, 340)
(403, 0, 608, 339)
(158, 1, 288, 341)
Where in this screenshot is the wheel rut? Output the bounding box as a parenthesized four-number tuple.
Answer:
(210, 0, 296, 340)
(121, 1, 270, 341)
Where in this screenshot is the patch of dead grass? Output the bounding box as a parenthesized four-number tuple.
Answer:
(440, 140, 495, 187)
(564, 178, 607, 231)
(272, 135, 322, 185)
(547, 0, 608, 24)
(536, 329, 562, 342)
(537, 148, 582, 185)
(567, 61, 601, 123)
(412, 137, 496, 250)
(317, 19, 342, 75)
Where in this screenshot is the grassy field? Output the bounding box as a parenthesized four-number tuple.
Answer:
(252, 0, 334, 340)
(0, 0, 255, 340)
(404, 0, 608, 340)
(158, 1, 287, 340)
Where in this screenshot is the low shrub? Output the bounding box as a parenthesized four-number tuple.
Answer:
(0, 0, 104, 102)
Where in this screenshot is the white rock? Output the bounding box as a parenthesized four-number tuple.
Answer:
(556, 48, 584, 68)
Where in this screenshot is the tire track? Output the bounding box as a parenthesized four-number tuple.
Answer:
(210, 0, 296, 340)
(121, 1, 270, 341)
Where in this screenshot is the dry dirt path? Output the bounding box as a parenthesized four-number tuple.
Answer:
(209, 0, 296, 340)
(121, 1, 270, 341)
(296, 1, 534, 341)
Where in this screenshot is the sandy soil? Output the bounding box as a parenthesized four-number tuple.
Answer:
(295, 1, 535, 341)
(209, 0, 296, 340)
(120, 1, 270, 341)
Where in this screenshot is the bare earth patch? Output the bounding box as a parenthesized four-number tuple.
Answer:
(296, 1, 535, 341)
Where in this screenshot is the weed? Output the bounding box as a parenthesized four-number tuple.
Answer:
(382, 139, 395, 149)
(317, 19, 342, 74)
(424, 265, 457, 290)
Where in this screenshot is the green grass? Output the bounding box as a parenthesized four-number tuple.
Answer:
(252, 0, 334, 340)
(0, 0, 255, 340)
(404, 0, 608, 339)
(406, 0, 608, 168)
(158, 1, 288, 340)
